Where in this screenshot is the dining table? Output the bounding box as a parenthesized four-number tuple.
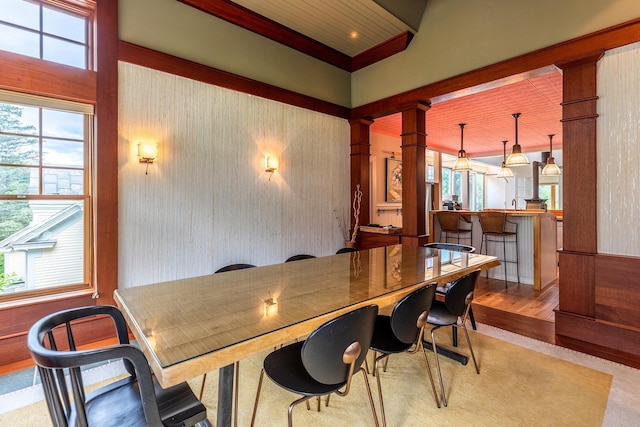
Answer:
(114, 244, 499, 427)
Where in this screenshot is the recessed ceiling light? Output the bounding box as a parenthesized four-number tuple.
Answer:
(350, 31, 358, 39)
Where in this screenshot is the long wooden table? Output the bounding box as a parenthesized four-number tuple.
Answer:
(114, 244, 499, 426)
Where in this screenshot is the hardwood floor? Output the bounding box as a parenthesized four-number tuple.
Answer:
(472, 276, 559, 344)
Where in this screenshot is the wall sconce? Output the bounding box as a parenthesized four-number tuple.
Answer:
(263, 298, 278, 317)
(137, 142, 158, 174)
(265, 156, 278, 180)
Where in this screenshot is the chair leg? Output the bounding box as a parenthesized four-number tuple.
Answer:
(502, 236, 508, 288)
(418, 343, 441, 408)
(468, 306, 477, 330)
(373, 354, 388, 427)
(233, 361, 239, 427)
(358, 367, 380, 427)
(430, 326, 448, 407)
(288, 395, 313, 427)
(461, 324, 480, 374)
(451, 326, 458, 347)
(199, 373, 207, 401)
(250, 369, 266, 427)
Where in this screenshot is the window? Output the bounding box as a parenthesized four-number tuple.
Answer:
(469, 171, 485, 211)
(0, 0, 90, 69)
(539, 184, 561, 210)
(0, 94, 92, 298)
(441, 167, 463, 203)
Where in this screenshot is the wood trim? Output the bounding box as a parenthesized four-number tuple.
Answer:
(349, 118, 374, 230)
(352, 31, 414, 72)
(118, 41, 350, 120)
(558, 251, 595, 317)
(555, 310, 640, 369)
(351, 17, 640, 119)
(594, 254, 640, 329)
(178, 0, 352, 71)
(0, 50, 96, 104)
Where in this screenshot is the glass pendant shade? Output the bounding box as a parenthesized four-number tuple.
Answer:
(452, 123, 472, 171)
(505, 113, 530, 166)
(541, 134, 561, 176)
(497, 140, 513, 177)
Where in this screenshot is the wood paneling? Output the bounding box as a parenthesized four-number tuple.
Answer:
(349, 118, 373, 229)
(558, 251, 595, 317)
(0, 50, 96, 103)
(595, 254, 640, 328)
(357, 231, 401, 250)
(118, 41, 350, 120)
(555, 311, 640, 369)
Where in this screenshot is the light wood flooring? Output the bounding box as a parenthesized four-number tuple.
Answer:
(471, 276, 559, 344)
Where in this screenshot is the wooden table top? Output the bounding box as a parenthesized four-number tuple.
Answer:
(114, 244, 499, 387)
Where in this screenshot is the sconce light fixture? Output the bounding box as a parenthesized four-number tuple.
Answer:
(263, 298, 278, 317)
(265, 156, 278, 181)
(541, 134, 561, 176)
(497, 140, 514, 178)
(505, 113, 530, 166)
(137, 142, 158, 174)
(452, 123, 472, 172)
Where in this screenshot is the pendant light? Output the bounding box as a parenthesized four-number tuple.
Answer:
(497, 140, 514, 178)
(505, 112, 529, 166)
(452, 123, 472, 171)
(541, 134, 561, 176)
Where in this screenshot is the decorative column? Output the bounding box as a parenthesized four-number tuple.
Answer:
(400, 101, 430, 247)
(555, 52, 603, 319)
(349, 118, 373, 238)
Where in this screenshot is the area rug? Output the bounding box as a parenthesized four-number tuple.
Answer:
(0, 329, 612, 426)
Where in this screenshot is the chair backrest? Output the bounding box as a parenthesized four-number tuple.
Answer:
(390, 284, 437, 344)
(215, 263, 256, 273)
(444, 269, 481, 317)
(285, 254, 316, 262)
(436, 211, 460, 231)
(301, 305, 378, 385)
(336, 247, 358, 254)
(424, 242, 476, 253)
(27, 305, 163, 427)
(477, 211, 507, 234)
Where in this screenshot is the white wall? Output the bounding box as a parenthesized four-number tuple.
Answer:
(597, 41, 640, 256)
(118, 63, 350, 288)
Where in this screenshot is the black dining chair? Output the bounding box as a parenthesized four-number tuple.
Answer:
(27, 305, 208, 427)
(285, 254, 316, 262)
(426, 269, 481, 407)
(251, 305, 380, 427)
(215, 263, 257, 273)
(425, 242, 478, 338)
(336, 247, 358, 254)
(369, 284, 440, 426)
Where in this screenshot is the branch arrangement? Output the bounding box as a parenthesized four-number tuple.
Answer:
(350, 184, 363, 243)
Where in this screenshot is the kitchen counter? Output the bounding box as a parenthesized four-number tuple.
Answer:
(430, 210, 557, 290)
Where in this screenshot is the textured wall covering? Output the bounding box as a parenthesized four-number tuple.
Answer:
(118, 63, 350, 287)
(597, 41, 640, 256)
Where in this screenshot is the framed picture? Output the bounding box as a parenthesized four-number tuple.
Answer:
(385, 158, 402, 202)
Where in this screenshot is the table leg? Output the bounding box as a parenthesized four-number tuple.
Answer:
(422, 340, 468, 365)
(217, 364, 234, 427)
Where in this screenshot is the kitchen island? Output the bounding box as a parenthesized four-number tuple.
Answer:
(430, 209, 558, 291)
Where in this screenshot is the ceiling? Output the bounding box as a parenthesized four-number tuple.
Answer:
(182, 1, 563, 160)
(372, 69, 563, 159)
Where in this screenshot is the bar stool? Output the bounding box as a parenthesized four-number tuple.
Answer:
(436, 211, 472, 244)
(477, 211, 519, 287)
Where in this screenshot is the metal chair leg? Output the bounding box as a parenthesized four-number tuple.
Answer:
(429, 326, 448, 407)
(373, 355, 388, 427)
(418, 341, 441, 408)
(199, 373, 207, 400)
(461, 324, 480, 374)
(358, 367, 380, 427)
(250, 369, 265, 427)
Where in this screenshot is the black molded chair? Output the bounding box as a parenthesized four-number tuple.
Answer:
(27, 305, 208, 427)
(424, 242, 478, 335)
(215, 263, 256, 273)
(285, 254, 316, 262)
(251, 305, 380, 427)
(369, 284, 440, 426)
(336, 247, 358, 254)
(426, 269, 481, 407)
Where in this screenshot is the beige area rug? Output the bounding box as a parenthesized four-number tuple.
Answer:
(0, 328, 614, 426)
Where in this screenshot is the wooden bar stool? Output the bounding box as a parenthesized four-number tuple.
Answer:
(436, 211, 472, 244)
(477, 211, 519, 287)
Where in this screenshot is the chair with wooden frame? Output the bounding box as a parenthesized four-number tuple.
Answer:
(436, 211, 473, 244)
